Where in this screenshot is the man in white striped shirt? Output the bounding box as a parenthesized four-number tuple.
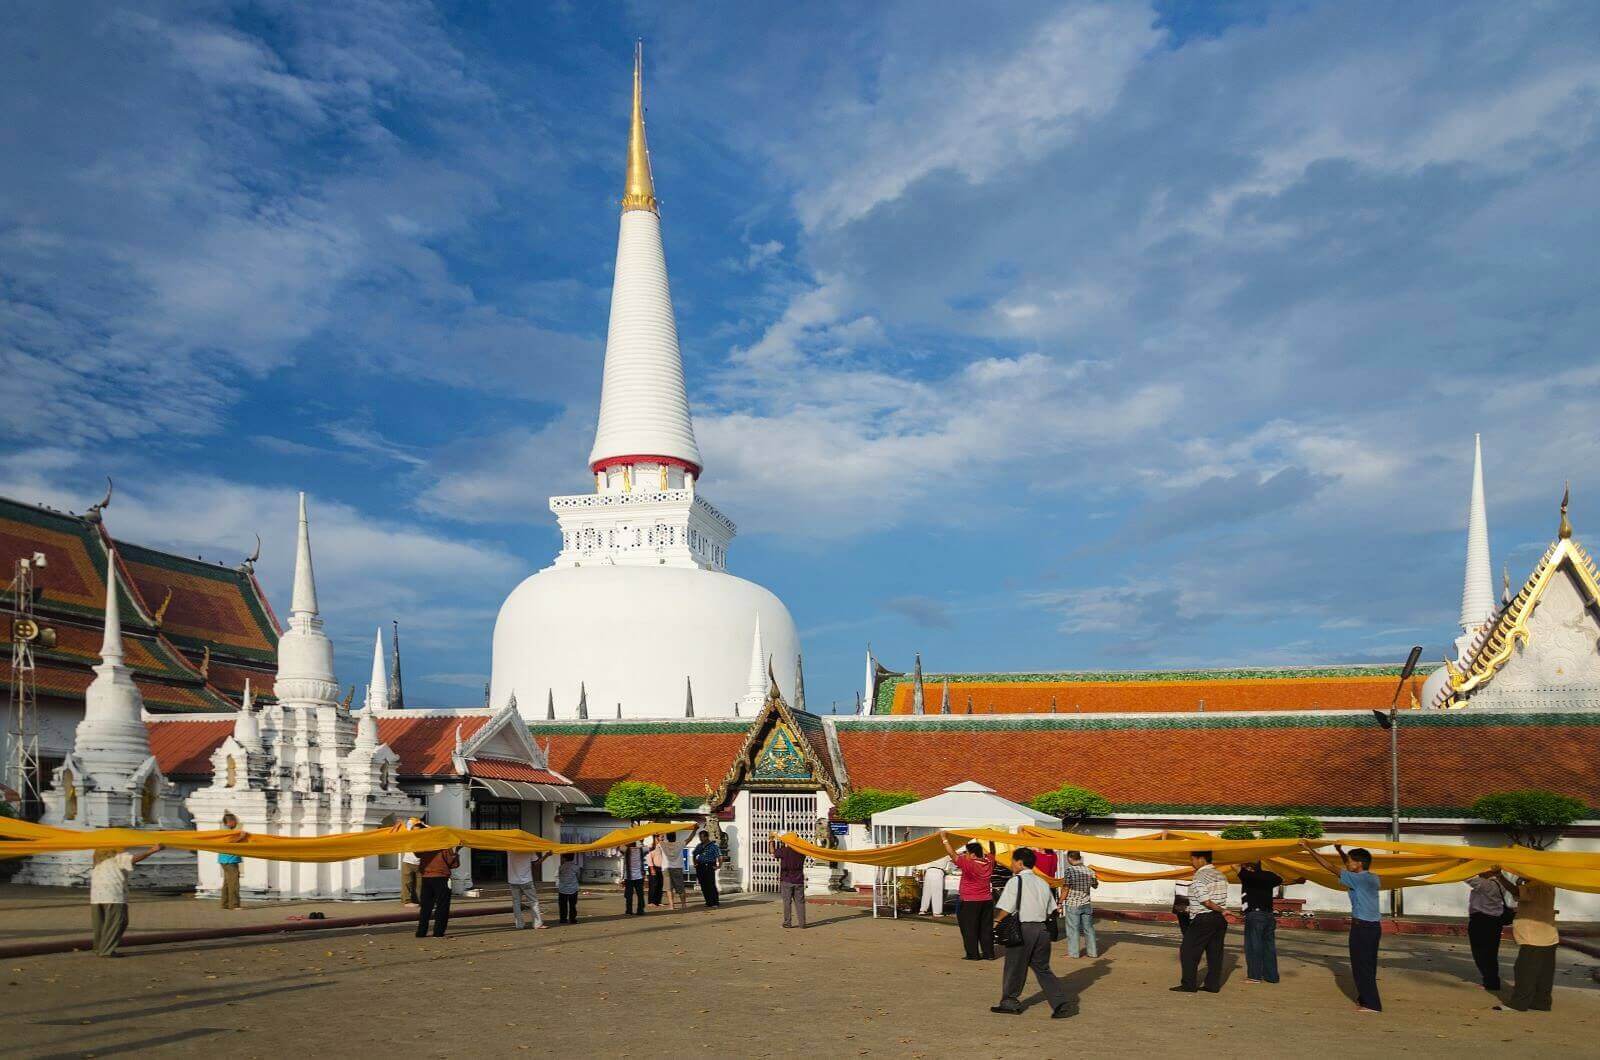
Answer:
(1172, 850, 1229, 993)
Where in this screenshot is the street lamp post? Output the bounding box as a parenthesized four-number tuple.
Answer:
(1372, 645, 1423, 917)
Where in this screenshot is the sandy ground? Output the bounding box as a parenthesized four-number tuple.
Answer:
(2, 890, 1597, 1058)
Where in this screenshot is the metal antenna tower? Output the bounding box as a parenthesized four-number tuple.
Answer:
(6, 553, 50, 813)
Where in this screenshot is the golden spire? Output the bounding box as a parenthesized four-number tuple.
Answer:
(1559, 482, 1572, 539)
(621, 40, 658, 214)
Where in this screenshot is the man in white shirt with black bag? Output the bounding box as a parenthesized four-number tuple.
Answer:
(990, 847, 1073, 1018)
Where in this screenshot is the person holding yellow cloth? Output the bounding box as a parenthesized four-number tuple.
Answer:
(1496, 874, 1559, 1013)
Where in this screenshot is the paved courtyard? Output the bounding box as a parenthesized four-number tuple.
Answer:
(1, 888, 1597, 1057)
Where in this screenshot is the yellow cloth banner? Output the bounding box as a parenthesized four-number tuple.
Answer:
(774, 826, 1600, 894)
(0, 818, 696, 863)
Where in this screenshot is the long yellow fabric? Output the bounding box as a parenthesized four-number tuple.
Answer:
(775, 826, 1600, 894)
(0, 818, 696, 863)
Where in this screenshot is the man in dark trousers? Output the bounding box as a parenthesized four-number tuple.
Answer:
(1465, 869, 1510, 991)
(1304, 842, 1383, 1012)
(1238, 860, 1283, 984)
(991, 848, 1073, 1018)
(693, 829, 722, 909)
(619, 841, 647, 915)
(1172, 851, 1229, 993)
(415, 845, 460, 938)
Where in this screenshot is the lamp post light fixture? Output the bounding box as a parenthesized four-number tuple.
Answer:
(1372, 645, 1423, 917)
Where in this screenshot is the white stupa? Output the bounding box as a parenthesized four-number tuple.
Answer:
(490, 45, 799, 720)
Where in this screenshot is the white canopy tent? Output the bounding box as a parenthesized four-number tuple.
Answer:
(868, 781, 1058, 918)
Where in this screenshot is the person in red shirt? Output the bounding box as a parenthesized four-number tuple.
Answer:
(1034, 847, 1059, 878)
(941, 833, 998, 960)
(414, 846, 461, 938)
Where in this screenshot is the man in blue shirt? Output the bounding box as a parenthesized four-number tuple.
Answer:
(218, 812, 244, 910)
(1306, 842, 1382, 1012)
(693, 829, 722, 909)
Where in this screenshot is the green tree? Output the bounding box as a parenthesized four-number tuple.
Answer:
(1218, 813, 1324, 841)
(1471, 790, 1588, 849)
(836, 789, 919, 823)
(1029, 785, 1112, 828)
(604, 781, 683, 822)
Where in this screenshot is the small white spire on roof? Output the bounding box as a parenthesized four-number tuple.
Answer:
(547, 688, 556, 721)
(747, 614, 766, 696)
(1458, 434, 1494, 633)
(100, 548, 124, 665)
(364, 627, 388, 713)
(233, 678, 263, 752)
(685, 676, 695, 718)
(291, 492, 319, 618)
(577, 682, 589, 720)
(940, 681, 950, 715)
(794, 652, 807, 713)
(911, 653, 925, 715)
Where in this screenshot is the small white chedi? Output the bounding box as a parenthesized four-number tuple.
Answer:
(16, 552, 191, 888)
(490, 46, 799, 720)
(185, 494, 419, 900)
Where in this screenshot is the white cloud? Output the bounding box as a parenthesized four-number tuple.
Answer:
(795, 4, 1160, 230)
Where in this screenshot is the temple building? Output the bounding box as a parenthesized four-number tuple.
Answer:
(3, 493, 580, 897)
(488, 45, 799, 721)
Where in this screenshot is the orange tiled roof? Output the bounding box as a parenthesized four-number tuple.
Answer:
(829, 712, 1600, 815)
(378, 714, 489, 777)
(0, 496, 258, 713)
(117, 541, 279, 661)
(880, 667, 1432, 716)
(532, 720, 752, 798)
(468, 758, 573, 785)
(146, 719, 234, 777)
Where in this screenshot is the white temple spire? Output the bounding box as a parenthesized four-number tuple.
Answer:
(1458, 434, 1494, 633)
(364, 628, 388, 713)
(291, 492, 319, 619)
(911, 653, 925, 715)
(747, 614, 766, 697)
(587, 43, 702, 477)
(685, 676, 695, 718)
(100, 549, 124, 664)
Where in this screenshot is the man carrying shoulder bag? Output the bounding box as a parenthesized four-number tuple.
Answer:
(990, 847, 1073, 1019)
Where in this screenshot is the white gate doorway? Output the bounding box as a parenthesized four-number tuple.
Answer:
(748, 792, 817, 894)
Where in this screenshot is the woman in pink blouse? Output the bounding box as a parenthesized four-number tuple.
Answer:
(941, 833, 998, 960)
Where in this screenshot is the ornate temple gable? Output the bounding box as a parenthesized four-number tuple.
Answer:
(1443, 519, 1600, 710)
(873, 664, 1435, 716)
(707, 681, 844, 809)
(457, 702, 549, 770)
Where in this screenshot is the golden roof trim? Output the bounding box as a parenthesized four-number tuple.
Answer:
(1450, 532, 1600, 698)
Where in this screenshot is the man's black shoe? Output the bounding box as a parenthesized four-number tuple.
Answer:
(989, 1005, 1023, 1015)
(1169, 985, 1197, 993)
(1051, 1004, 1075, 1019)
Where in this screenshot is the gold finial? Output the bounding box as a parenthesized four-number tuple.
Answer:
(621, 40, 658, 214)
(1560, 483, 1572, 539)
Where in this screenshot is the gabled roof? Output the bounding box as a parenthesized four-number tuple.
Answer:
(826, 710, 1600, 817)
(872, 664, 1432, 716)
(115, 540, 280, 663)
(1441, 525, 1600, 706)
(0, 495, 253, 713)
(707, 681, 845, 807)
(376, 712, 491, 777)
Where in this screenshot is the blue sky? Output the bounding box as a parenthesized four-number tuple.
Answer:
(2, 1, 1597, 711)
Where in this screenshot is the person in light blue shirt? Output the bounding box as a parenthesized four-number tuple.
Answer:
(1305, 842, 1383, 1012)
(217, 813, 244, 910)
